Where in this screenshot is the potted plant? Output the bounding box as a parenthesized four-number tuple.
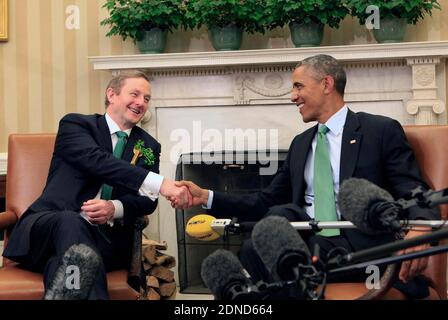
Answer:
(100, 0, 186, 53)
(345, 0, 441, 43)
(265, 0, 349, 47)
(184, 0, 266, 51)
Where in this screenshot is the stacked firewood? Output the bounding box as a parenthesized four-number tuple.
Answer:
(142, 238, 177, 300)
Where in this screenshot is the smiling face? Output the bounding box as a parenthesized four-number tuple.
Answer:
(291, 66, 343, 123)
(106, 77, 151, 130)
(290, 65, 330, 124)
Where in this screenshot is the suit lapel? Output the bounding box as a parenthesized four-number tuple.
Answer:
(98, 115, 113, 153)
(340, 110, 362, 183)
(295, 126, 317, 199)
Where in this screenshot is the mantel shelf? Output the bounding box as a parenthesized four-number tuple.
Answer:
(89, 41, 448, 72)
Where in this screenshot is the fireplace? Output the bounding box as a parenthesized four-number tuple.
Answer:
(175, 150, 287, 293)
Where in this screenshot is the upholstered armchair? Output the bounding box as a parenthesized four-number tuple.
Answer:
(324, 125, 448, 300)
(0, 134, 147, 300)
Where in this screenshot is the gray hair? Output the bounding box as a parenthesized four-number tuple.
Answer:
(105, 70, 150, 107)
(296, 54, 346, 96)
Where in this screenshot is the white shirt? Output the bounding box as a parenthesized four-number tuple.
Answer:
(204, 106, 349, 218)
(304, 106, 348, 219)
(80, 113, 164, 226)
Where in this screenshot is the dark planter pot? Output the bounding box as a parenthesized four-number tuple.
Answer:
(137, 28, 167, 54)
(289, 21, 324, 47)
(208, 25, 243, 51)
(373, 16, 407, 43)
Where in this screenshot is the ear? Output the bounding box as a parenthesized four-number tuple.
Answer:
(322, 75, 336, 94)
(106, 88, 116, 105)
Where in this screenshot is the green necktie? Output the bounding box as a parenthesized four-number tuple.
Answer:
(101, 131, 128, 200)
(98, 131, 128, 243)
(314, 125, 340, 237)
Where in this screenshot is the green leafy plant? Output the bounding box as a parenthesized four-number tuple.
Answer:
(264, 0, 349, 29)
(134, 139, 155, 166)
(345, 0, 441, 25)
(184, 0, 266, 34)
(100, 0, 186, 42)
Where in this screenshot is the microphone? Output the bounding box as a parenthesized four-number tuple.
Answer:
(338, 178, 403, 235)
(200, 249, 260, 300)
(185, 214, 229, 241)
(252, 216, 311, 282)
(43, 244, 102, 300)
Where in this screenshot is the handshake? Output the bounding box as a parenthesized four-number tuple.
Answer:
(160, 179, 208, 209)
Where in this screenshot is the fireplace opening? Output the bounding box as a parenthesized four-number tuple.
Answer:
(175, 150, 287, 293)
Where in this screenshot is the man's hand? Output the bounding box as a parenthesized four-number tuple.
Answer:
(398, 228, 431, 283)
(81, 199, 115, 225)
(170, 180, 209, 208)
(160, 178, 193, 209)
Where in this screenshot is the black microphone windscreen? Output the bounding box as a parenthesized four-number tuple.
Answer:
(43, 244, 102, 300)
(338, 178, 394, 235)
(201, 249, 250, 300)
(252, 216, 310, 281)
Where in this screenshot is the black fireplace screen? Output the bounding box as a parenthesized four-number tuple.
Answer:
(175, 150, 287, 293)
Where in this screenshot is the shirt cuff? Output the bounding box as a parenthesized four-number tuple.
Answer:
(139, 171, 164, 201)
(202, 190, 214, 210)
(107, 200, 124, 227)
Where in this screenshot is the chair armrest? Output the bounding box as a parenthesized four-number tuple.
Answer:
(127, 216, 149, 293)
(357, 263, 398, 300)
(0, 211, 18, 229)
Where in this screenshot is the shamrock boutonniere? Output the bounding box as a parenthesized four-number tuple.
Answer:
(131, 139, 155, 166)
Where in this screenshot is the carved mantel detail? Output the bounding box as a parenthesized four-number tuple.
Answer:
(406, 57, 445, 125)
(234, 74, 291, 105)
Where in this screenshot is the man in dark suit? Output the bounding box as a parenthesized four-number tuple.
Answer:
(3, 70, 192, 299)
(174, 55, 440, 299)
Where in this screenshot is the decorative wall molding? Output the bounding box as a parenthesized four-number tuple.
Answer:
(0, 153, 7, 175)
(90, 41, 448, 76)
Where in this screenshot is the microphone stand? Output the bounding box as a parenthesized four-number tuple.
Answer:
(224, 220, 447, 235)
(327, 227, 448, 267)
(329, 244, 448, 276)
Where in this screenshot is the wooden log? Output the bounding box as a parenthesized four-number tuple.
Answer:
(146, 276, 160, 288)
(142, 239, 168, 250)
(147, 287, 161, 300)
(150, 266, 175, 283)
(143, 245, 157, 265)
(159, 282, 176, 297)
(143, 261, 152, 273)
(155, 253, 176, 269)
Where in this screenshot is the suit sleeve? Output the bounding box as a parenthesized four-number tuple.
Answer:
(211, 140, 295, 221)
(54, 114, 149, 193)
(382, 120, 440, 220)
(117, 140, 161, 226)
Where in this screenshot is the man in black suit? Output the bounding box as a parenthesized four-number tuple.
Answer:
(3, 70, 192, 299)
(174, 55, 440, 299)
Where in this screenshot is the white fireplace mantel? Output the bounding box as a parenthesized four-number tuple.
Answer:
(90, 41, 448, 71)
(90, 41, 448, 127)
